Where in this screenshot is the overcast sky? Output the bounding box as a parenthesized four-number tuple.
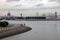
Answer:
(0, 0, 60, 9)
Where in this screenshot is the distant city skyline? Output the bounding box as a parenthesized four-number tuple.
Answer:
(0, 8, 60, 17)
(0, 0, 60, 16)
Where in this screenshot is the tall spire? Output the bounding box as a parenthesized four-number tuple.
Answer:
(20, 13, 22, 17)
(7, 12, 11, 16)
(55, 12, 57, 19)
(36, 12, 38, 17)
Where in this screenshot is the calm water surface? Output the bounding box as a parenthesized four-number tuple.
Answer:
(1, 20, 60, 40)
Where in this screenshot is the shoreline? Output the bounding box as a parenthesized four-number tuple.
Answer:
(0, 24, 32, 39)
(5, 19, 60, 21)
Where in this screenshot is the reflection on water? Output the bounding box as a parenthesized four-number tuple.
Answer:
(1, 20, 60, 40)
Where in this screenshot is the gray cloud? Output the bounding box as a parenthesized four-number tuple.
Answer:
(49, 0, 60, 3)
(57, 0, 60, 2)
(6, 0, 20, 2)
(49, 0, 56, 2)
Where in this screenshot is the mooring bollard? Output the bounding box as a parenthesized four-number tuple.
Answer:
(24, 23, 25, 26)
(20, 24, 23, 26)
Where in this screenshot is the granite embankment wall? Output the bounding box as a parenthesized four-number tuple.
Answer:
(0, 24, 32, 39)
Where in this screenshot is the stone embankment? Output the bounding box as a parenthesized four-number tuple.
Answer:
(0, 24, 32, 39)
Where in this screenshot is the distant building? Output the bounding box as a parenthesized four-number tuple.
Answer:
(57, 15, 60, 19)
(46, 13, 55, 19)
(55, 12, 57, 19)
(42, 14, 46, 17)
(7, 12, 11, 16)
(36, 12, 38, 17)
(20, 13, 22, 17)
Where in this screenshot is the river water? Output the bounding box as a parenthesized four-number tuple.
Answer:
(1, 20, 60, 40)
